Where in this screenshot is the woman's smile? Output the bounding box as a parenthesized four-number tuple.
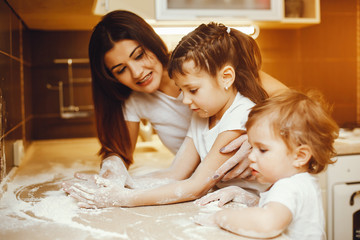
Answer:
(137, 72, 153, 86)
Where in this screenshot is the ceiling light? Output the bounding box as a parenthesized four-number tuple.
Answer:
(93, 0, 109, 15)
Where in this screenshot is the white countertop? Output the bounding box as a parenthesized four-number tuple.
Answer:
(335, 128, 360, 155)
(0, 138, 288, 240)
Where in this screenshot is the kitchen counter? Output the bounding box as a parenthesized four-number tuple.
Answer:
(334, 128, 360, 155)
(0, 137, 288, 240)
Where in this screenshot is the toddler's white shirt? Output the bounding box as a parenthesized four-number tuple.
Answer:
(259, 172, 326, 240)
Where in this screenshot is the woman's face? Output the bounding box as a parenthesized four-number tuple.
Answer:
(104, 39, 163, 93)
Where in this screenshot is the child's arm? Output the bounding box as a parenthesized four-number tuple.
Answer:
(68, 130, 243, 208)
(64, 123, 197, 194)
(67, 121, 141, 186)
(214, 202, 292, 238)
(132, 137, 203, 181)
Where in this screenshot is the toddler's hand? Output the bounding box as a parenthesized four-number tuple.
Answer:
(192, 213, 218, 227)
(195, 186, 259, 207)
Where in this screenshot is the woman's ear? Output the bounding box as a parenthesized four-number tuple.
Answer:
(292, 145, 312, 168)
(220, 65, 235, 90)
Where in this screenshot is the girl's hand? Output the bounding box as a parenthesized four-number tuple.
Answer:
(214, 134, 255, 181)
(195, 186, 259, 207)
(67, 179, 134, 208)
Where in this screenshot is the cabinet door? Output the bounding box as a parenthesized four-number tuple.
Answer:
(333, 183, 360, 240)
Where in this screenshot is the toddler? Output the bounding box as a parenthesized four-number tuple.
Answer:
(195, 89, 339, 239)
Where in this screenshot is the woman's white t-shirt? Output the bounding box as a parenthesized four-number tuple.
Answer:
(123, 91, 192, 154)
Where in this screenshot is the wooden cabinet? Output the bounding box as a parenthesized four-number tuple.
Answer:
(277, 0, 320, 28)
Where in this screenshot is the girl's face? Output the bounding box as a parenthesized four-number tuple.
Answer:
(247, 119, 298, 185)
(173, 60, 235, 124)
(104, 39, 163, 93)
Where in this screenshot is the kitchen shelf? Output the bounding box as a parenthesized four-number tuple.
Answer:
(153, 0, 320, 29)
(50, 58, 93, 119)
(103, 0, 321, 29)
(259, 0, 320, 28)
(282, 0, 320, 27)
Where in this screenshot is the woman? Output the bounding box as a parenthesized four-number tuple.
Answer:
(79, 10, 287, 183)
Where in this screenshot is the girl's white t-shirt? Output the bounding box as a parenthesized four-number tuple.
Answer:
(187, 93, 254, 161)
(123, 91, 192, 154)
(186, 93, 269, 194)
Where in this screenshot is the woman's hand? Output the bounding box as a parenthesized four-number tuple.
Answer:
(98, 155, 135, 187)
(62, 155, 135, 195)
(214, 134, 254, 181)
(195, 186, 259, 207)
(81, 155, 135, 187)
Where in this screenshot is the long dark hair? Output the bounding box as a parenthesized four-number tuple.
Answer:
(168, 22, 267, 104)
(89, 10, 169, 167)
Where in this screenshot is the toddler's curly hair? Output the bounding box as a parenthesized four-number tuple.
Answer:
(246, 89, 339, 174)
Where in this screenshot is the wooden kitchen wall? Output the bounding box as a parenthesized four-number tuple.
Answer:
(30, 31, 96, 139)
(258, 0, 359, 127)
(0, 0, 32, 180)
(28, 0, 360, 143)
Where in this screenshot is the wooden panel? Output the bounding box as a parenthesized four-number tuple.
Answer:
(11, 12, 21, 58)
(7, 0, 101, 30)
(0, 0, 11, 54)
(32, 116, 96, 139)
(258, 0, 358, 127)
(30, 30, 95, 139)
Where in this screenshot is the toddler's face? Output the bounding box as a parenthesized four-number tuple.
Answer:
(173, 60, 234, 123)
(247, 119, 297, 185)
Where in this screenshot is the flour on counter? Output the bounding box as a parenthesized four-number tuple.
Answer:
(0, 161, 253, 240)
(0, 165, 128, 239)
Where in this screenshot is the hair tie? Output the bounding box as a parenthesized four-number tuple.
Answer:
(227, 27, 231, 34)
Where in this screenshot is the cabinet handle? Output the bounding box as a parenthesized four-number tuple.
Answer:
(350, 191, 360, 206)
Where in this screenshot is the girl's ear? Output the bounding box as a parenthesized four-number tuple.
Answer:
(292, 145, 312, 168)
(220, 65, 235, 90)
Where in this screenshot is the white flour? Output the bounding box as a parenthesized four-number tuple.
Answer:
(0, 166, 127, 239)
(0, 162, 249, 240)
